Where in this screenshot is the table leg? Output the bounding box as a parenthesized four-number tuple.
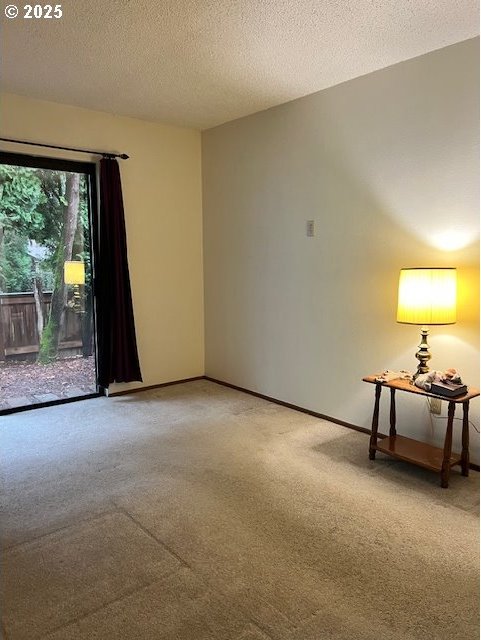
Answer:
(369, 384, 382, 460)
(461, 401, 469, 477)
(389, 388, 396, 437)
(441, 402, 455, 488)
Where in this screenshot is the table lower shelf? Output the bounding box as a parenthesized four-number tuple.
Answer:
(374, 435, 461, 472)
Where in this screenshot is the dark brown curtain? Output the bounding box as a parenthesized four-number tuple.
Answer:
(97, 157, 142, 388)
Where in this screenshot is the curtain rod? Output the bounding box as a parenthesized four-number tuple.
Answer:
(0, 137, 129, 160)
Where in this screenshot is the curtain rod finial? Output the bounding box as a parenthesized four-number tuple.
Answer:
(120, 154, 129, 160)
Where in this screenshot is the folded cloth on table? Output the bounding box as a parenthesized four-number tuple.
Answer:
(414, 369, 463, 392)
(375, 370, 412, 383)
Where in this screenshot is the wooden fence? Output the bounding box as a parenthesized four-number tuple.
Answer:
(0, 292, 82, 361)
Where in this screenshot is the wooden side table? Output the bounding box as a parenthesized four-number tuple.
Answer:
(363, 375, 480, 488)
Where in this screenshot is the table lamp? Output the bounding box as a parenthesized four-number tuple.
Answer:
(396, 267, 456, 379)
(64, 261, 85, 312)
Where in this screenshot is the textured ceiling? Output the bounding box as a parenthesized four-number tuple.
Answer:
(1, 1, 479, 129)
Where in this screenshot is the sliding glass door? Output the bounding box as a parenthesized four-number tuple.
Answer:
(0, 153, 99, 412)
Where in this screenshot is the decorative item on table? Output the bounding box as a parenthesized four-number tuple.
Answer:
(375, 370, 412, 383)
(414, 368, 467, 397)
(396, 267, 456, 380)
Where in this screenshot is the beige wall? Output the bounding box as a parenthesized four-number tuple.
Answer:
(1, 40, 479, 464)
(202, 39, 480, 462)
(1, 93, 204, 391)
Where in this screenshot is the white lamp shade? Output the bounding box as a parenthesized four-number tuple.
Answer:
(397, 268, 456, 325)
(64, 261, 85, 285)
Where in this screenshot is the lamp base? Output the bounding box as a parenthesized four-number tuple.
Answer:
(68, 284, 84, 314)
(413, 326, 431, 380)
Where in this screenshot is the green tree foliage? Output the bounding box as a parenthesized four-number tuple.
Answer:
(0, 164, 91, 362)
(0, 165, 45, 232)
(0, 166, 79, 290)
(1, 232, 32, 291)
(34, 169, 69, 252)
(0, 165, 45, 292)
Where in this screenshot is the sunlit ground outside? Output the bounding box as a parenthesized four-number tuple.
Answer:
(0, 356, 96, 410)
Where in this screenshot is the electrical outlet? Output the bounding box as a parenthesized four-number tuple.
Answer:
(428, 398, 442, 415)
(306, 220, 315, 237)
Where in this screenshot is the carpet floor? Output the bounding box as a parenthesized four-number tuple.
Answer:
(1, 379, 479, 640)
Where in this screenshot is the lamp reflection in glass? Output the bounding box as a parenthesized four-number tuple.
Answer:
(64, 261, 85, 313)
(397, 267, 456, 379)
